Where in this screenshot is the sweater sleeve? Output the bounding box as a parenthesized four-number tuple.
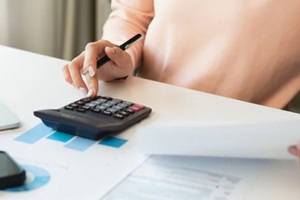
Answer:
(102, 0, 154, 68)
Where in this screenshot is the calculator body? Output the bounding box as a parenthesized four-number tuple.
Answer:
(34, 96, 152, 140)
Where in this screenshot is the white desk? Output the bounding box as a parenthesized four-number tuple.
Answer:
(0, 45, 300, 199)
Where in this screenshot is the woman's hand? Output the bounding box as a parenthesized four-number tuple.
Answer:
(62, 39, 134, 97)
(288, 143, 300, 158)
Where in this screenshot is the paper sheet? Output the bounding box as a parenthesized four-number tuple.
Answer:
(102, 155, 268, 200)
(136, 119, 300, 159)
(0, 115, 148, 200)
(1, 116, 300, 199)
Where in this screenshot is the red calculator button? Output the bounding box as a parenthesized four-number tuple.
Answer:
(129, 104, 145, 112)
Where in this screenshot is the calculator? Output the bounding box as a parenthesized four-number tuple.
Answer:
(33, 96, 152, 140)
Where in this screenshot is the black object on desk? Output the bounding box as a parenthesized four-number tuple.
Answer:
(34, 96, 152, 140)
(0, 151, 26, 189)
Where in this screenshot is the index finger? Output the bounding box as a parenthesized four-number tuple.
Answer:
(84, 71, 99, 97)
(83, 40, 116, 97)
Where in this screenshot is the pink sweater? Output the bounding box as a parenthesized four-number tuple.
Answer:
(103, 0, 300, 109)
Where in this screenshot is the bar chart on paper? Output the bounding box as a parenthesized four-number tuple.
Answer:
(102, 156, 266, 200)
(0, 117, 149, 200)
(15, 123, 128, 151)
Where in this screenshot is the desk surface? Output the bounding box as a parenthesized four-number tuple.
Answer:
(0, 45, 300, 199)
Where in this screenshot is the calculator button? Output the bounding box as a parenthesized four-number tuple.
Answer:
(69, 103, 79, 108)
(81, 106, 91, 110)
(95, 105, 107, 110)
(65, 105, 74, 110)
(118, 111, 130, 117)
(111, 102, 119, 106)
(111, 105, 123, 111)
(128, 106, 139, 112)
(101, 103, 112, 107)
(91, 108, 101, 113)
(102, 110, 112, 116)
(115, 103, 127, 109)
(85, 103, 97, 108)
(76, 108, 86, 112)
(113, 113, 124, 119)
(128, 104, 145, 112)
(124, 108, 135, 114)
(106, 108, 118, 113)
(90, 100, 102, 105)
(121, 101, 133, 107)
(95, 98, 107, 103)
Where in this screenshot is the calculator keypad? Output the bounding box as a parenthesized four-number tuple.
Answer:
(34, 95, 152, 140)
(64, 96, 145, 120)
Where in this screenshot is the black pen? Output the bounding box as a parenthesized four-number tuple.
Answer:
(82, 33, 142, 75)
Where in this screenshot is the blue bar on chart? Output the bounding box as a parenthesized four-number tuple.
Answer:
(47, 131, 74, 143)
(15, 123, 53, 144)
(64, 137, 96, 152)
(99, 136, 128, 148)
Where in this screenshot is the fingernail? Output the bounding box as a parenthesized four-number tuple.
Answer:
(79, 87, 87, 96)
(106, 47, 116, 54)
(87, 88, 94, 97)
(88, 66, 95, 77)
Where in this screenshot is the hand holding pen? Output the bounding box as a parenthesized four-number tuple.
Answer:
(62, 33, 142, 97)
(81, 33, 142, 76)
